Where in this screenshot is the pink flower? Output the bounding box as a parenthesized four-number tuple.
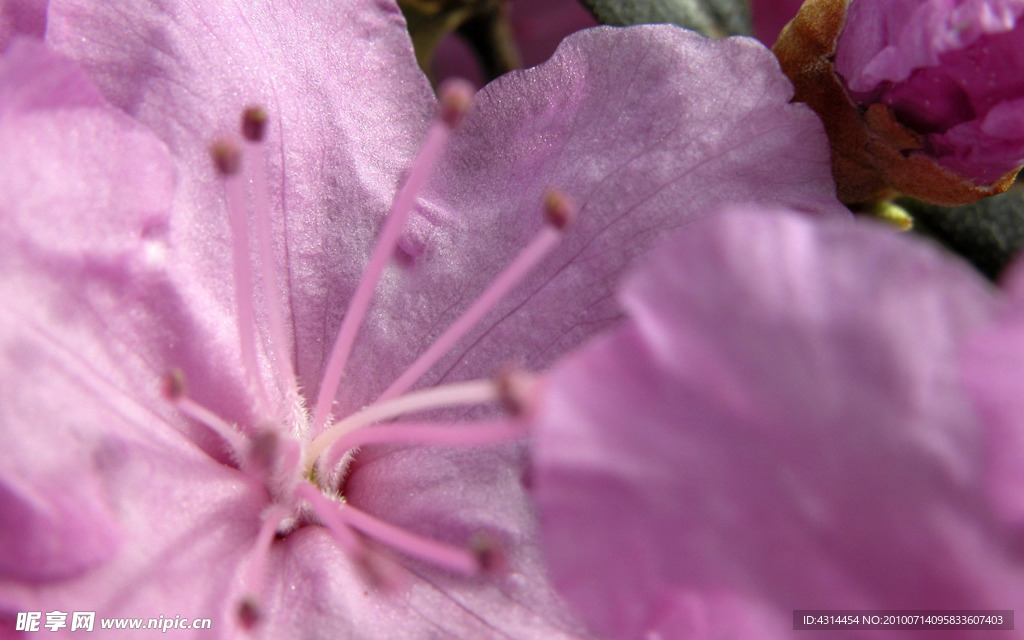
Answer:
(1, 0, 843, 636)
(530, 207, 1024, 638)
(962, 259, 1024, 531)
(834, 0, 1024, 185)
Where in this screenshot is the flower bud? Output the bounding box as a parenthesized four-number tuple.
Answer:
(774, 0, 1022, 206)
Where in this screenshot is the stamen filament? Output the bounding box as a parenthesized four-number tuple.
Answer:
(244, 140, 296, 399)
(312, 81, 474, 434)
(237, 503, 288, 628)
(377, 225, 563, 403)
(222, 156, 271, 412)
(338, 502, 479, 576)
(293, 483, 363, 554)
(304, 379, 498, 471)
(329, 421, 525, 460)
(174, 396, 249, 455)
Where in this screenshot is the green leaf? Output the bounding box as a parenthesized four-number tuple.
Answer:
(578, 0, 752, 37)
(905, 178, 1024, 281)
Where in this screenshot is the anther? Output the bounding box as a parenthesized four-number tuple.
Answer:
(236, 597, 261, 630)
(211, 139, 242, 176)
(438, 78, 475, 128)
(241, 106, 268, 142)
(495, 367, 537, 417)
(162, 369, 186, 400)
(470, 531, 508, 576)
(542, 188, 576, 230)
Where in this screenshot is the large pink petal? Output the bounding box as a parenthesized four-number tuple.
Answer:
(347, 26, 848, 412)
(962, 257, 1024, 530)
(260, 440, 591, 639)
(0, 39, 217, 582)
(46, 0, 437, 404)
(533, 208, 1021, 638)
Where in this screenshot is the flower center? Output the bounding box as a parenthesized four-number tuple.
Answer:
(165, 80, 573, 630)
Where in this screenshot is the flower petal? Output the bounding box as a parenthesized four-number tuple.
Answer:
(533, 208, 1019, 638)
(962, 257, 1024, 529)
(348, 26, 848, 410)
(0, 39, 194, 581)
(265, 440, 591, 639)
(46, 0, 437, 401)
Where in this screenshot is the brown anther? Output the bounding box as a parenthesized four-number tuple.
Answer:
(438, 78, 475, 128)
(241, 106, 269, 142)
(470, 531, 508, 575)
(542, 188, 575, 230)
(236, 597, 261, 630)
(211, 140, 242, 176)
(162, 369, 186, 400)
(495, 366, 536, 417)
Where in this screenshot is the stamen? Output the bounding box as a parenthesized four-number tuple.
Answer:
(304, 379, 499, 472)
(162, 370, 248, 455)
(338, 502, 479, 576)
(241, 106, 268, 143)
(495, 367, 538, 417)
(241, 108, 296, 399)
(211, 140, 242, 176)
(326, 421, 525, 465)
(470, 531, 508, 575)
(214, 139, 271, 412)
(293, 483, 362, 554)
(235, 504, 288, 630)
(376, 190, 573, 403)
(295, 483, 406, 588)
(311, 80, 476, 434)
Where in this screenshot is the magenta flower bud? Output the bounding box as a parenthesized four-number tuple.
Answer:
(835, 0, 1024, 186)
(775, 0, 1021, 205)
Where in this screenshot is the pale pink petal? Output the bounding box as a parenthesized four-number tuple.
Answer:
(533, 208, 1020, 638)
(961, 257, 1024, 530)
(46, 0, 437, 403)
(262, 441, 590, 639)
(353, 26, 847, 412)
